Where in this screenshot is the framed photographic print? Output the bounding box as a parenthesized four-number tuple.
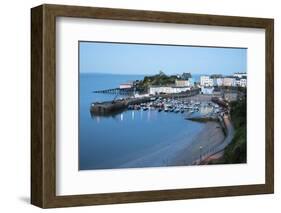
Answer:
(31, 4, 274, 208)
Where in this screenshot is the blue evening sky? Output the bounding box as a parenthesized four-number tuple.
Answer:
(79, 41, 247, 76)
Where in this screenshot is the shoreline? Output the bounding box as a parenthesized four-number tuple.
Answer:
(170, 121, 225, 166)
(118, 121, 225, 168)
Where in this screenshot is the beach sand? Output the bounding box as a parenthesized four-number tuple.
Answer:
(119, 121, 225, 168)
(171, 121, 225, 166)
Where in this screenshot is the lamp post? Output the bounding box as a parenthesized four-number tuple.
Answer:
(199, 145, 203, 163)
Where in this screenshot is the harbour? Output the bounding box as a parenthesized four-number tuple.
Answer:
(90, 88, 201, 115)
(80, 73, 209, 170)
(79, 72, 243, 170)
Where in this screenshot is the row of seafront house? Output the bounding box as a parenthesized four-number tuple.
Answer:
(198, 73, 247, 98)
(119, 72, 247, 98)
(199, 73, 247, 88)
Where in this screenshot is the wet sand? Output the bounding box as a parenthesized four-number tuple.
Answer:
(171, 121, 225, 166)
(119, 121, 225, 168)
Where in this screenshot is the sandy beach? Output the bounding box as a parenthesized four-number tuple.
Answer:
(171, 121, 225, 165)
(119, 121, 225, 168)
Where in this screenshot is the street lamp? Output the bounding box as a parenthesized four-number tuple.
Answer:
(199, 145, 203, 163)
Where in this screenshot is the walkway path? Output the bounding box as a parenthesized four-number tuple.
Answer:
(193, 115, 234, 165)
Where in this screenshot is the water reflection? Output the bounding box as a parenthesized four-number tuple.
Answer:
(132, 111, 134, 120)
(147, 109, 151, 121)
(90, 108, 127, 119)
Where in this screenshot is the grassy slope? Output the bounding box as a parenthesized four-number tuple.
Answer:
(137, 71, 178, 91)
(210, 98, 247, 164)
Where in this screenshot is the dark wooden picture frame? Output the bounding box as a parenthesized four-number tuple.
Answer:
(31, 4, 274, 208)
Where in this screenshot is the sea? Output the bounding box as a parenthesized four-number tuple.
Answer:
(79, 73, 204, 170)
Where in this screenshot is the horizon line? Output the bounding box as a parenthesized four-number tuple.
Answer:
(80, 71, 246, 76)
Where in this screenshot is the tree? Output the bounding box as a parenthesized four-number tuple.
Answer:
(159, 70, 165, 76)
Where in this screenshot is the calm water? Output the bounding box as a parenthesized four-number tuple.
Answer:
(79, 73, 204, 170)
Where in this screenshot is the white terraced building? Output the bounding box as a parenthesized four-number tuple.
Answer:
(200, 74, 246, 87)
(235, 77, 247, 87)
(222, 77, 236, 87)
(200, 75, 214, 87)
(149, 86, 190, 95)
(212, 77, 223, 86)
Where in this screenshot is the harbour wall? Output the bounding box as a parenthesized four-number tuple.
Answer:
(91, 89, 200, 115)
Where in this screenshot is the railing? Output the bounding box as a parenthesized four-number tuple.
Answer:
(191, 116, 232, 165)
